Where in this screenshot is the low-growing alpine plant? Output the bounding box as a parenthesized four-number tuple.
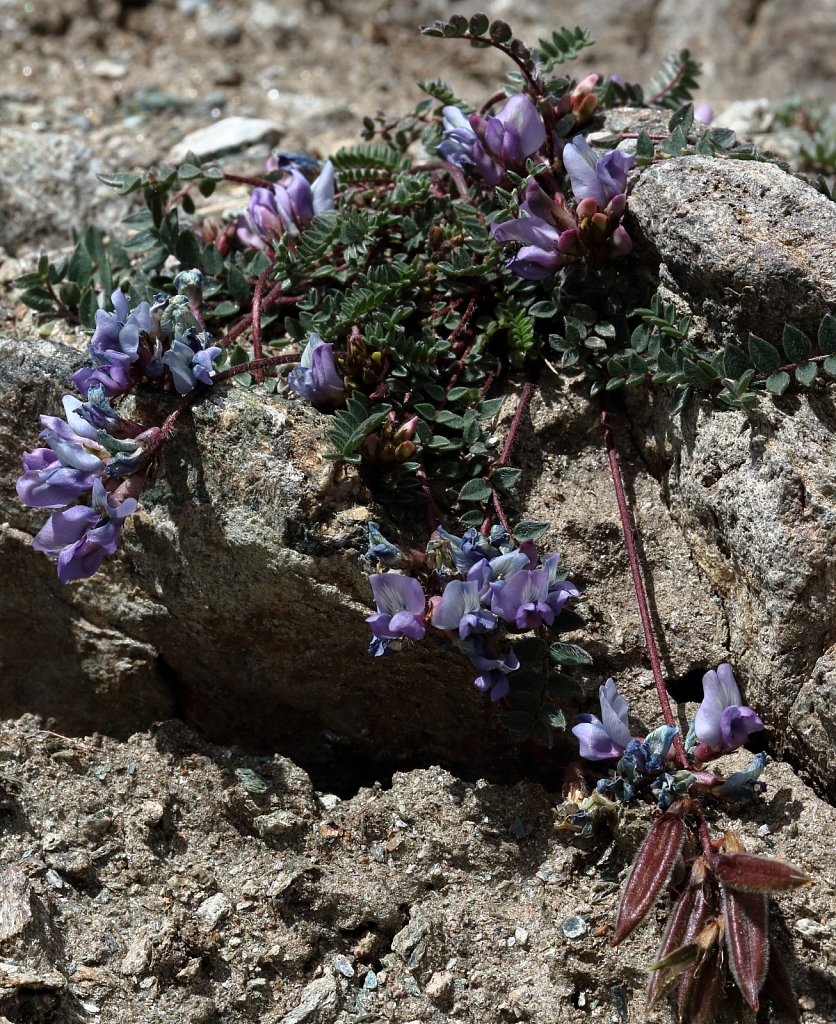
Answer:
(15, 13, 827, 1020)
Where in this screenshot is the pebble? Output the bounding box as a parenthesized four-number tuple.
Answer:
(91, 60, 127, 80)
(196, 892, 232, 930)
(332, 954, 354, 978)
(168, 117, 283, 164)
(562, 916, 588, 939)
(362, 971, 378, 990)
(319, 793, 341, 810)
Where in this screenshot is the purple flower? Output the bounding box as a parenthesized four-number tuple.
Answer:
(492, 179, 577, 280)
(562, 135, 634, 208)
(90, 289, 153, 367)
(162, 328, 223, 395)
(237, 159, 335, 250)
(367, 573, 426, 641)
(432, 579, 497, 639)
(572, 679, 632, 760)
(470, 646, 520, 702)
(438, 106, 503, 185)
(32, 478, 138, 583)
(439, 95, 546, 186)
(478, 94, 547, 168)
(71, 363, 131, 399)
(16, 448, 102, 509)
(490, 567, 564, 630)
(694, 103, 714, 125)
(287, 333, 345, 410)
(693, 663, 763, 756)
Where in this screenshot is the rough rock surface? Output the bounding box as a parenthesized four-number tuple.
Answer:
(627, 157, 836, 345)
(627, 390, 836, 799)
(0, 716, 831, 1024)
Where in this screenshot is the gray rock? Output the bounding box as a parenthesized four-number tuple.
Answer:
(627, 156, 836, 345)
(0, 129, 123, 256)
(196, 892, 232, 929)
(168, 117, 283, 164)
(276, 974, 338, 1024)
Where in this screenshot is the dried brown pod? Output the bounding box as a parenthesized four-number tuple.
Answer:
(613, 800, 688, 944)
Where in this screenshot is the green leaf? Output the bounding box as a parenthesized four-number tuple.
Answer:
(468, 12, 489, 35)
(175, 230, 202, 267)
(489, 19, 512, 43)
(705, 126, 736, 149)
(766, 370, 790, 395)
(78, 288, 98, 328)
(795, 362, 818, 386)
(668, 102, 694, 135)
(748, 333, 782, 374)
(479, 397, 504, 419)
(549, 642, 593, 667)
(513, 520, 549, 542)
(670, 384, 691, 415)
(58, 281, 81, 308)
(545, 708, 566, 730)
(212, 301, 240, 317)
(459, 510, 487, 527)
(66, 242, 93, 286)
(823, 355, 836, 377)
(227, 265, 251, 304)
(19, 287, 57, 313)
(817, 314, 836, 355)
(782, 324, 812, 363)
(123, 229, 159, 254)
(492, 467, 522, 491)
(458, 478, 492, 503)
(97, 172, 142, 195)
(635, 130, 654, 161)
(177, 163, 203, 180)
(723, 344, 751, 379)
(202, 244, 224, 276)
(682, 357, 716, 389)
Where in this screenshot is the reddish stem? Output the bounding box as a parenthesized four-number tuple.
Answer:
(250, 264, 272, 384)
(481, 382, 534, 535)
(222, 172, 277, 189)
(600, 401, 688, 769)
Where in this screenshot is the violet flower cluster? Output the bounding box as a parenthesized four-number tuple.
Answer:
(364, 523, 579, 702)
(492, 137, 635, 279)
(18, 281, 224, 582)
(438, 94, 546, 186)
(570, 664, 764, 810)
(237, 155, 336, 252)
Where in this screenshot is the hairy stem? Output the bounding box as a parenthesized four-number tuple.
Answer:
(599, 401, 688, 768)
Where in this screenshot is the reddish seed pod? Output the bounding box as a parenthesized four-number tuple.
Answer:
(722, 883, 769, 1011)
(646, 857, 711, 1008)
(712, 852, 813, 894)
(613, 801, 688, 945)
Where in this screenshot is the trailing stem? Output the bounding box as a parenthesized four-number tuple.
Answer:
(599, 400, 688, 768)
(482, 381, 535, 535)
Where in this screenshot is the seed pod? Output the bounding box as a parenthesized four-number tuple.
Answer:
(646, 857, 711, 1008)
(722, 883, 769, 1011)
(613, 801, 688, 945)
(677, 917, 723, 1023)
(712, 852, 813, 894)
(681, 944, 725, 1024)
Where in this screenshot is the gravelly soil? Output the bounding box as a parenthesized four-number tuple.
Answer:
(0, 716, 833, 1024)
